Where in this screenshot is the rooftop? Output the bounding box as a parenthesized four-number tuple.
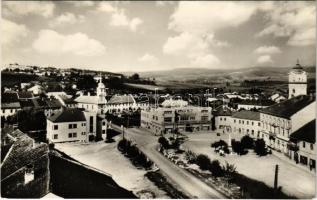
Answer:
(18, 91, 34, 99)
(47, 108, 86, 123)
(232, 110, 260, 121)
(213, 106, 233, 116)
(260, 95, 315, 119)
(290, 120, 315, 143)
(75, 95, 99, 104)
(107, 94, 135, 105)
(2, 92, 19, 103)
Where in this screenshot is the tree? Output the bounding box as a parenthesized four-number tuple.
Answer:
(241, 135, 254, 149)
(231, 140, 248, 155)
(210, 160, 224, 177)
(196, 154, 211, 170)
(211, 140, 228, 148)
(254, 139, 267, 156)
(131, 73, 140, 80)
(158, 136, 169, 149)
(223, 162, 237, 183)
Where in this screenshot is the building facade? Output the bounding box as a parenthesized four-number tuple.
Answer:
(231, 110, 262, 139)
(141, 106, 212, 135)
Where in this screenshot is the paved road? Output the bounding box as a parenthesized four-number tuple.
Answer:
(112, 125, 226, 199)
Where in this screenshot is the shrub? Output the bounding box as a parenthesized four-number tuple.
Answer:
(254, 139, 267, 156)
(127, 145, 139, 158)
(196, 154, 211, 170)
(241, 135, 254, 149)
(117, 139, 131, 153)
(209, 160, 224, 177)
(211, 140, 228, 148)
(158, 137, 170, 149)
(231, 140, 248, 155)
(185, 150, 197, 164)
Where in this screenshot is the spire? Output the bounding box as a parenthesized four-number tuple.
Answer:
(293, 59, 303, 70)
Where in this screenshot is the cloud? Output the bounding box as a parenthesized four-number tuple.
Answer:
(97, 2, 116, 13)
(3, 1, 55, 18)
(109, 9, 143, 32)
(169, 2, 260, 35)
(257, 55, 273, 64)
(32, 30, 106, 57)
(156, 1, 175, 7)
(2, 19, 28, 46)
(138, 53, 159, 65)
(256, 2, 316, 46)
(254, 46, 282, 54)
(49, 13, 85, 27)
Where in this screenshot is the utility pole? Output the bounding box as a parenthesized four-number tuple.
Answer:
(274, 164, 279, 197)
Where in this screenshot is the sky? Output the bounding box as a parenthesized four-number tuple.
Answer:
(2, 1, 316, 72)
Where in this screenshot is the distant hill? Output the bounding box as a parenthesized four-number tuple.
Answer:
(138, 66, 316, 83)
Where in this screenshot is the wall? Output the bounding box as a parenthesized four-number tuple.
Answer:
(291, 101, 315, 133)
(231, 117, 261, 139)
(215, 116, 232, 132)
(49, 151, 136, 198)
(47, 120, 87, 143)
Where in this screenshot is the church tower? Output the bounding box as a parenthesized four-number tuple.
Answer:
(288, 59, 307, 99)
(96, 75, 107, 104)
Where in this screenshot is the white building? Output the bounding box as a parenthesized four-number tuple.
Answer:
(106, 94, 149, 113)
(27, 85, 44, 95)
(75, 76, 107, 114)
(231, 110, 262, 139)
(1, 92, 21, 119)
(213, 106, 233, 133)
(288, 60, 307, 99)
(289, 120, 315, 170)
(260, 95, 315, 154)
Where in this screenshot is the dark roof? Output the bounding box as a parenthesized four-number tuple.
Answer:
(17, 91, 33, 99)
(292, 61, 304, 70)
(213, 106, 232, 116)
(1, 92, 19, 103)
(1, 102, 21, 109)
(47, 108, 86, 123)
(238, 99, 275, 106)
(19, 99, 35, 108)
(232, 110, 260, 121)
(290, 120, 315, 143)
(260, 95, 315, 119)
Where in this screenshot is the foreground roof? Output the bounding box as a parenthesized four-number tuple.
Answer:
(290, 120, 315, 143)
(213, 106, 232, 116)
(260, 95, 315, 119)
(232, 110, 260, 121)
(47, 108, 86, 123)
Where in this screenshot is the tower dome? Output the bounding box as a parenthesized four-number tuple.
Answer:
(288, 59, 307, 99)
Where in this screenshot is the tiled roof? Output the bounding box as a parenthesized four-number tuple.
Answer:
(107, 95, 135, 105)
(260, 95, 315, 119)
(47, 108, 86, 123)
(46, 99, 63, 109)
(290, 120, 315, 143)
(75, 95, 99, 104)
(232, 110, 260, 121)
(213, 106, 232, 116)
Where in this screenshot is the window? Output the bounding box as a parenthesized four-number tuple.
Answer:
(103, 121, 106, 126)
(258, 122, 261, 126)
(82, 132, 86, 135)
(234, 119, 236, 123)
(69, 124, 72, 129)
(224, 118, 226, 121)
(242, 120, 244, 124)
(53, 134, 58, 139)
(303, 141, 306, 148)
(311, 144, 314, 150)
(201, 116, 208, 121)
(293, 89, 295, 93)
(164, 117, 172, 122)
(201, 110, 208, 113)
(102, 130, 106, 134)
(82, 123, 86, 126)
(10, 109, 13, 113)
(68, 133, 73, 138)
(239, 120, 241, 124)
(53, 125, 58, 130)
(73, 133, 77, 138)
(247, 121, 249, 125)
(251, 122, 254, 126)
(90, 116, 93, 132)
(73, 124, 77, 128)
(220, 117, 222, 121)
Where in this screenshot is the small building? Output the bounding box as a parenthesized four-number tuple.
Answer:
(236, 99, 275, 111)
(288, 120, 315, 171)
(47, 108, 89, 143)
(106, 94, 137, 113)
(213, 106, 233, 132)
(27, 85, 44, 95)
(270, 93, 287, 103)
(1, 92, 21, 119)
(231, 110, 261, 139)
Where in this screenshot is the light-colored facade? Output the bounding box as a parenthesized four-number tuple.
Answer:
(47, 120, 87, 143)
(231, 111, 261, 139)
(141, 106, 212, 135)
(237, 104, 269, 111)
(288, 61, 307, 99)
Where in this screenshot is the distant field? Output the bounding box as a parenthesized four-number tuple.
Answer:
(124, 83, 165, 91)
